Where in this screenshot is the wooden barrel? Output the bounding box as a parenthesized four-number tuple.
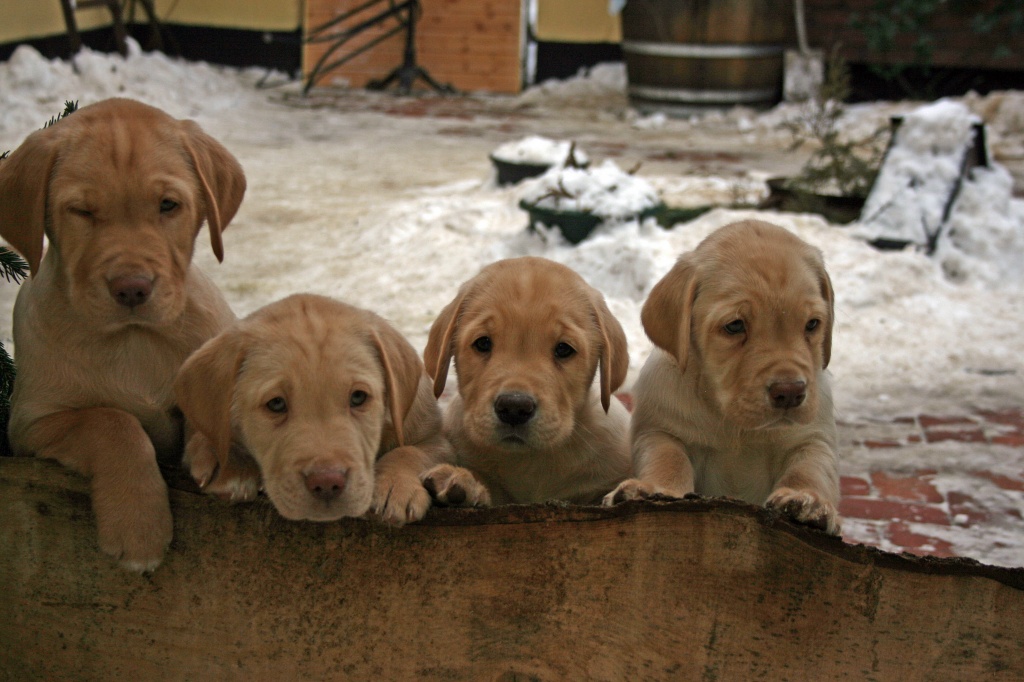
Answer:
(621, 0, 794, 113)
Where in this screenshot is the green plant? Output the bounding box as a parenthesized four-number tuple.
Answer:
(852, 0, 1024, 81)
(44, 99, 79, 128)
(0, 249, 28, 456)
(784, 52, 889, 200)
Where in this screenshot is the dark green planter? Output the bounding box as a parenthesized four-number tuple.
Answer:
(520, 201, 668, 244)
(762, 177, 866, 225)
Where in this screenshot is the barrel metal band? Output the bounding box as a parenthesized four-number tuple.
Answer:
(628, 84, 778, 104)
(622, 40, 785, 59)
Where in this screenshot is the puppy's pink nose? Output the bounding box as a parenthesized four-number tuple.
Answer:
(769, 381, 806, 410)
(107, 276, 153, 308)
(304, 467, 348, 502)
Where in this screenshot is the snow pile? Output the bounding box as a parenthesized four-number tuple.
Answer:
(854, 99, 1024, 287)
(490, 135, 588, 166)
(518, 159, 661, 219)
(966, 89, 1024, 156)
(514, 62, 628, 113)
(935, 164, 1024, 285)
(631, 112, 667, 130)
(858, 100, 979, 245)
(504, 216, 678, 303)
(649, 174, 770, 209)
(0, 42, 257, 146)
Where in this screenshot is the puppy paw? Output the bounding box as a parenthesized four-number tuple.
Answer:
(766, 487, 842, 535)
(185, 435, 261, 503)
(421, 464, 491, 507)
(602, 478, 689, 506)
(93, 472, 173, 572)
(206, 451, 262, 503)
(371, 471, 432, 527)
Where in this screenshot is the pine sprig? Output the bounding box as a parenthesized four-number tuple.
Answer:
(0, 249, 29, 284)
(1, 100, 79, 160)
(0, 342, 14, 457)
(43, 100, 79, 128)
(783, 51, 888, 199)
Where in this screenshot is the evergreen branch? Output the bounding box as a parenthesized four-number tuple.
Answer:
(0, 343, 14, 400)
(0, 248, 29, 284)
(785, 50, 889, 199)
(0, 342, 14, 457)
(43, 100, 79, 128)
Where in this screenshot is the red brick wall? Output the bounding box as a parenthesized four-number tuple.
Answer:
(803, 0, 1023, 71)
(304, 0, 523, 93)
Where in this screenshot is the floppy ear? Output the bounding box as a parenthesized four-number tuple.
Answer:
(0, 127, 62, 275)
(591, 293, 629, 412)
(179, 120, 246, 263)
(174, 329, 246, 469)
(423, 287, 469, 399)
(641, 255, 698, 372)
(370, 322, 424, 448)
(819, 265, 835, 370)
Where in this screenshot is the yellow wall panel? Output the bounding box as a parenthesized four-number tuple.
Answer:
(535, 0, 621, 43)
(0, 1, 109, 44)
(0, 0, 302, 46)
(152, 0, 301, 32)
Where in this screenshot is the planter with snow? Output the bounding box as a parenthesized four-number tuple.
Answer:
(762, 177, 867, 225)
(490, 136, 589, 186)
(518, 160, 663, 244)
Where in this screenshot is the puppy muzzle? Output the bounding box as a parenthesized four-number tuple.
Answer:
(490, 391, 539, 445)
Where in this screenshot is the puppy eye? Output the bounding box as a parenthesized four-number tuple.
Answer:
(159, 199, 179, 214)
(553, 342, 576, 359)
(265, 397, 287, 414)
(69, 207, 93, 218)
(806, 319, 821, 332)
(472, 336, 492, 353)
(350, 390, 368, 407)
(724, 320, 745, 335)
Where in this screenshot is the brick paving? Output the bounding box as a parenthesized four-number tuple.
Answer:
(613, 394, 1024, 567)
(837, 408, 1024, 566)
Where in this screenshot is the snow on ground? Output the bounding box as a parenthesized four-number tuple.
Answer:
(490, 134, 588, 166)
(519, 159, 660, 217)
(2, 45, 1023, 564)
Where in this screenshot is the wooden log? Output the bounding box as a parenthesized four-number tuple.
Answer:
(1, 457, 1022, 680)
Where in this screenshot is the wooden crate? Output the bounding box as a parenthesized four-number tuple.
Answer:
(303, 0, 523, 93)
(2, 456, 1023, 679)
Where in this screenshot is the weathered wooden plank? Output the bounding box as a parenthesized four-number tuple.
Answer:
(1, 457, 1021, 680)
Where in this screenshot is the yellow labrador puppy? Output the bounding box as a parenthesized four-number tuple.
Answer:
(175, 294, 452, 526)
(422, 257, 631, 506)
(0, 98, 245, 570)
(605, 220, 841, 534)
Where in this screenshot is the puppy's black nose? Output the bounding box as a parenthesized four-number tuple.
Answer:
(769, 381, 806, 410)
(494, 392, 537, 426)
(304, 467, 348, 502)
(107, 276, 153, 308)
